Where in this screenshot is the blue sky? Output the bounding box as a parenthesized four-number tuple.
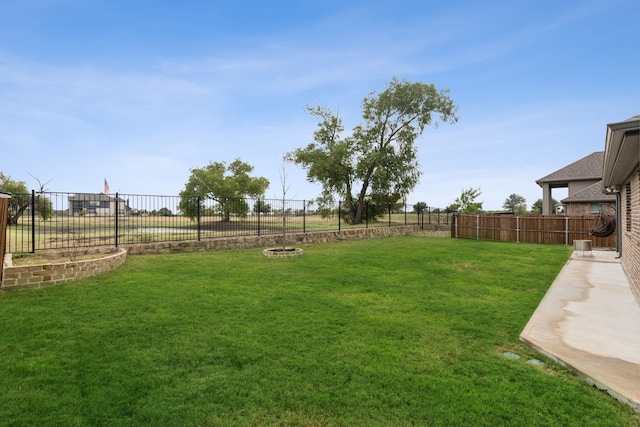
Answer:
(1, 0, 638, 210)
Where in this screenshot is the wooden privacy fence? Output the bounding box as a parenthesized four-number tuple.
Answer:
(451, 214, 617, 248)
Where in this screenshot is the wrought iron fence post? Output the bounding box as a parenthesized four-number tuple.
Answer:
(257, 198, 261, 236)
(338, 201, 341, 231)
(303, 200, 306, 234)
(404, 203, 407, 225)
(31, 189, 35, 253)
(197, 196, 201, 241)
(365, 201, 369, 228)
(115, 192, 119, 247)
(388, 203, 392, 227)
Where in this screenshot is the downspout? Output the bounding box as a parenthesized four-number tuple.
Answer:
(615, 191, 622, 259)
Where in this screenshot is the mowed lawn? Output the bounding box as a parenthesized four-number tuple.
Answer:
(1, 237, 638, 426)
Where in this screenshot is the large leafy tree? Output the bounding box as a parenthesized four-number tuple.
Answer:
(531, 198, 559, 214)
(502, 193, 527, 214)
(287, 78, 458, 224)
(413, 201, 428, 214)
(448, 187, 483, 213)
(179, 159, 269, 221)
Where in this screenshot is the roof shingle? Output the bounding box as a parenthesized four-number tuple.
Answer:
(561, 181, 616, 203)
(536, 151, 604, 185)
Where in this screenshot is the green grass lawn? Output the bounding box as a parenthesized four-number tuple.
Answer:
(1, 237, 638, 426)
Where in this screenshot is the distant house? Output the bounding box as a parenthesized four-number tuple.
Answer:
(68, 193, 128, 216)
(602, 114, 639, 300)
(536, 151, 616, 215)
(561, 180, 617, 216)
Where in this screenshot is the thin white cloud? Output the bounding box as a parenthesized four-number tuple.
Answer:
(1, 0, 637, 208)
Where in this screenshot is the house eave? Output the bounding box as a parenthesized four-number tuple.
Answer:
(535, 177, 601, 187)
(603, 116, 640, 190)
(561, 195, 616, 204)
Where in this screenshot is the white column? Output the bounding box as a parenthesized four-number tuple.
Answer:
(542, 183, 552, 215)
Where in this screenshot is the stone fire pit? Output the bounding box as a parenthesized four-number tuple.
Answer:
(263, 247, 303, 258)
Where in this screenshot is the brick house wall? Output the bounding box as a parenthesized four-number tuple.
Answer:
(621, 166, 640, 300)
(602, 115, 639, 304)
(564, 201, 615, 216)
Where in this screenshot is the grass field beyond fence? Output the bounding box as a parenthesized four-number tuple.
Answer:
(1, 238, 638, 426)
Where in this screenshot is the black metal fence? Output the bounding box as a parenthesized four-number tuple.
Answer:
(5, 191, 451, 254)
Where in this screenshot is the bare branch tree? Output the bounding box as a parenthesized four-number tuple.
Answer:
(28, 173, 55, 193)
(276, 156, 292, 251)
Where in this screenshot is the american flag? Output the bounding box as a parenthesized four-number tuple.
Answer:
(104, 179, 110, 194)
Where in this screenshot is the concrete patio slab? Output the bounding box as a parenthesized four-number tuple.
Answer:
(520, 249, 640, 412)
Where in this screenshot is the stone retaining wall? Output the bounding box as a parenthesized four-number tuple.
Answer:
(124, 225, 448, 255)
(1, 248, 127, 291)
